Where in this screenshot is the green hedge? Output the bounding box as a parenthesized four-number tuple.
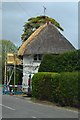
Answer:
(39, 50, 80, 72)
(32, 72, 58, 101)
(32, 72, 79, 107)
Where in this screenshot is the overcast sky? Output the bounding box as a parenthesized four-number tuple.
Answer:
(1, 2, 78, 49)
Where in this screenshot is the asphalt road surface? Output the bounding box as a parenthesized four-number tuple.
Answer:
(0, 87, 2, 119)
(2, 95, 79, 118)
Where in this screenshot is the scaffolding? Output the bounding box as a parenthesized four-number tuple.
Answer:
(3, 53, 22, 94)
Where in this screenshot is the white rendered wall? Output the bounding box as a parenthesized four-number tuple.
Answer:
(22, 55, 41, 92)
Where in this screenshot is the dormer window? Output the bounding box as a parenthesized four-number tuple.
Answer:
(34, 54, 42, 61)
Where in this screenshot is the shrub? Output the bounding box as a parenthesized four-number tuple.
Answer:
(32, 72, 79, 107)
(39, 50, 80, 72)
(52, 72, 78, 107)
(32, 72, 58, 101)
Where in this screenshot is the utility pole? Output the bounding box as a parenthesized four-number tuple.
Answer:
(43, 6, 46, 16)
(4, 46, 7, 85)
(14, 54, 16, 93)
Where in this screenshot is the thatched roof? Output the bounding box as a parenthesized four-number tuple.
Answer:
(18, 23, 75, 56)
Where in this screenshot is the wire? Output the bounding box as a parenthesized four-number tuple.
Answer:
(15, 0, 31, 18)
(2, 0, 31, 17)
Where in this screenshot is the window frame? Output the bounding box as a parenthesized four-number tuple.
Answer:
(33, 54, 42, 61)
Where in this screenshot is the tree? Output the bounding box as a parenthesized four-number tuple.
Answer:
(0, 40, 18, 84)
(21, 15, 64, 42)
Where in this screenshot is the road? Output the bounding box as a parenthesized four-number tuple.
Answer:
(0, 87, 2, 119)
(2, 95, 79, 119)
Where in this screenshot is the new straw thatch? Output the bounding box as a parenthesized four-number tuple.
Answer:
(18, 23, 75, 56)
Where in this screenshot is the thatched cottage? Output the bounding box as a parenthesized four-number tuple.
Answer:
(18, 22, 75, 93)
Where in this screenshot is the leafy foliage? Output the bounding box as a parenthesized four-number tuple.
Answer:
(32, 72, 58, 101)
(0, 40, 18, 84)
(32, 72, 79, 107)
(21, 16, 64, 42)
(39, 50, 80, 72)
(32, 50, 80, 107)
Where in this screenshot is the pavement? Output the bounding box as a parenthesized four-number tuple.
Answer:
(2, 94, 79, 119)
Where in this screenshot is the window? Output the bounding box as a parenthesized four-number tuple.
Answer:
(34, 54, 37, 61)
(34, 54, 42, 61)
(38, 54, 42, 60)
